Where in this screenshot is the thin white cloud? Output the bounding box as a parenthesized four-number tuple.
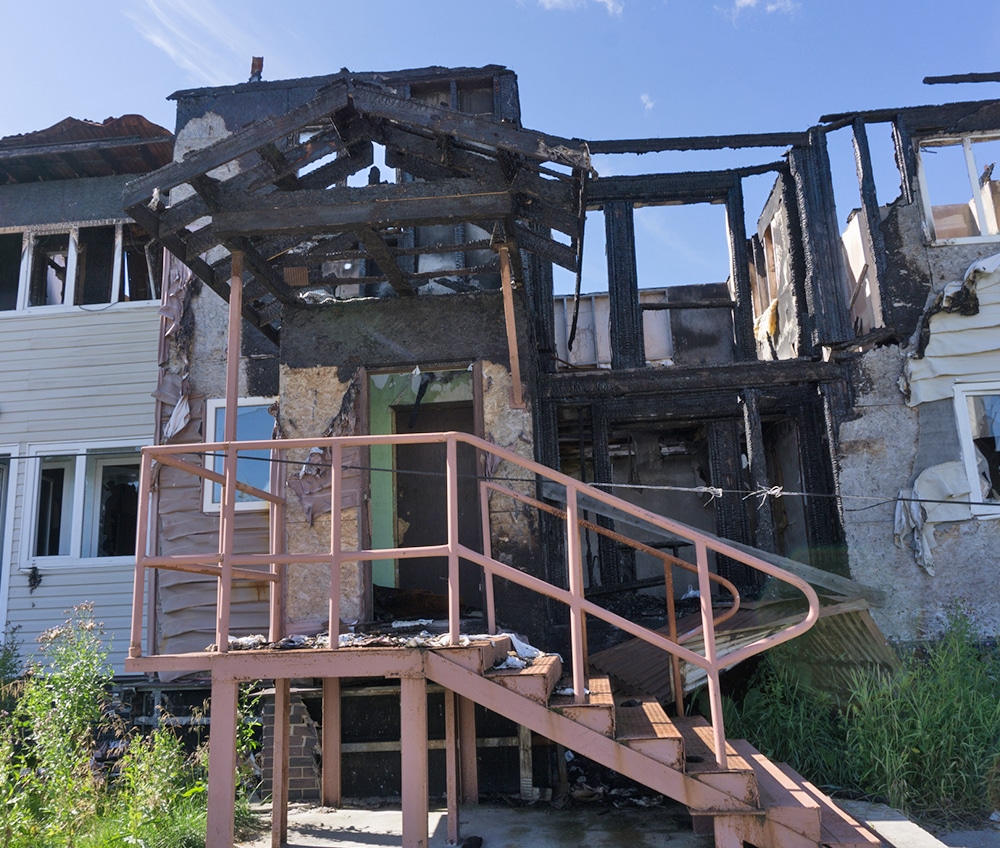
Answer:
(537, 0, 623, 15)
(123, 0, 265, 87)
(640, 93, 655, 112)
(723, 0, 799, 19)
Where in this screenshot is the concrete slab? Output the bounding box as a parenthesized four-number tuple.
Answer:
(837, 800, 1000, 848)
(237, 802, 714, 848)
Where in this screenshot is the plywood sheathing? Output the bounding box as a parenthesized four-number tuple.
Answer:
(278, 365, 366, 630)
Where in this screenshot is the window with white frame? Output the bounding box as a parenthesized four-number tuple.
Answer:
(954, 382, 1000, 517)
(28, 444, 141, 565)
(203, 398, 276, 512)
(918, 135, 1000, 242)
(0, 223, 157, 313)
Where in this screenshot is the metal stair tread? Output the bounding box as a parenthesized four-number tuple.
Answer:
(673, 716, 754, 774)
(728, 739, 822, 843)
(548, 672, 614, 707)
(487, 652, 561, 678)
(788, 773, 883, 847)
(614, 694, 684, 743)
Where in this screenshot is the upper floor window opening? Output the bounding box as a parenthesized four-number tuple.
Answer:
(0, 223, 157, 314)
(917, 135, 1000, 243)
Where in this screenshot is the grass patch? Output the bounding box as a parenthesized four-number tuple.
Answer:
(726, 607, 1000, 827)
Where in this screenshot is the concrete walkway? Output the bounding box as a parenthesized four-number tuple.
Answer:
(237, 801, 1000, 848)
(237, 802, 713, 848)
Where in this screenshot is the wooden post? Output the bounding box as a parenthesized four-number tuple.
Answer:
(400, 676, 429, 848)
(498, 246, 526, 408)
(458, 696, 479, 805)
(322, 678, 341, 806)
(271, 679, 290, 848)
(206, 677, 239, 848)
(444, 689, 460, 844)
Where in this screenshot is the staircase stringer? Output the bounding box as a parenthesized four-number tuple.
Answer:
(423, 650, 757, 813)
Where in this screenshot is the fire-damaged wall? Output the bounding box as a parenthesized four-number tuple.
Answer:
(833, 103, 1000, 641)
(278, 291, 544, 637)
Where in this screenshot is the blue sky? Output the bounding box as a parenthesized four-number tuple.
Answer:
(3, 1, 999, 291)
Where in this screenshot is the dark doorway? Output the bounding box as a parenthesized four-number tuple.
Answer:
(393, 402, 482, 608)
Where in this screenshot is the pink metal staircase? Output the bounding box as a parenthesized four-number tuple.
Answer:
(126, 430, 879, 848)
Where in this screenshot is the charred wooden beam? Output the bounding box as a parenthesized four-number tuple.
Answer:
(587, 171, 736, 205)
(851, 117, 889, 313)
(512, 195, 580, 238)
(604, 201, 644, 370)
(820, 99, 1000, 131)
(348, 81, 591, 171)
(213, 180, 513, 237)
(0, 134, 174, 161)
(539, 359, 847, 401)
(393, 238, 493, 257)
(246, 129, 340, 189)
(380, 125, 507, 183)
(356, 225, 413, 297)
(891, 117, 917, 205)
(123, 80, 350, 208)
(923, 72, 1000, 85)
(741, 388, 776, 553)
(788, 130, 851, 349)
(295, 141, 375, 190)
(257, 142, 300, 190)
(726, 180, 756, 361)
(511, 223, 577, 272)
(586, 131, 808, 155)
(222, 237, 300, 302)
(707, 418, 753, 586)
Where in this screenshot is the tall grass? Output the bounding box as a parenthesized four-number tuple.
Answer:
(846, 611, 1000, 825)
(728, 608, 1000, 827)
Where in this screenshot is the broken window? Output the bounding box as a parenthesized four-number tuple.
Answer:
(0, 233, 22, 311)
(918, 135, 1000, 241)
(203, 398, 276, 512)
(954, 383, 1000, 516)
(30, 445, 140, 562)
(29, 232, 72, 306)
(19, 225, 157, 310)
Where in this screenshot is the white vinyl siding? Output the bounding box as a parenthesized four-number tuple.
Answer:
(0, 304, 159, 674)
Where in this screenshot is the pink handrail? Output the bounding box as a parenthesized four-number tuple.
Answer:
(130, 430, 820, 768)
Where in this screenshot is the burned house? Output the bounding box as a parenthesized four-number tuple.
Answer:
(0, 116, 170, 670)
(0, 60, 982, 847)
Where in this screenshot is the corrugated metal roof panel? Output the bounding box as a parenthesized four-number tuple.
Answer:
(590, 597, 899, 704)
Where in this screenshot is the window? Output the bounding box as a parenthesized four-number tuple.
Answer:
(918, 135, 1000, 242)
(28, 444, 141, 564)
(3, 223, 157, 313)
(203, 398, 276, 512)
(954, 383, 1000, 517)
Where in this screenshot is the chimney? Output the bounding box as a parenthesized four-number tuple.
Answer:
(249, 56, 264, 83)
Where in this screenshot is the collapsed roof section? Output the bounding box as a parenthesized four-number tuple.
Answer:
(0, 115, 173, 184)
(124, 70, 592, 345)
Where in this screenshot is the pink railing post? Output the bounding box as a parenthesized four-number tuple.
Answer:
(478, 479, 497, 635)
(695, 539, 727, 768)
(268, 445, 285, 643)
(329, 441, 343, 647)
(129, 451, 154, 659)
(446, 435, 461, 644)
(565, 486, 587, 703)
